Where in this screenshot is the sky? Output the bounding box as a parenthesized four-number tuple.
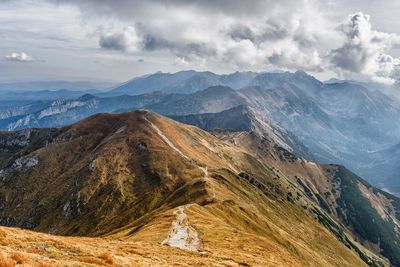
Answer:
(0, 0, 400, 84)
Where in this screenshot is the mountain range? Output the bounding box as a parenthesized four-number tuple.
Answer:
(1, 70, 399, 197)
(1, 70, 400, 265)
(1, 110, 400, 266)
(0, 80, 115, 93)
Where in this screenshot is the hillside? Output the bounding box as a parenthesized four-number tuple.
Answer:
(1, 110, 399, 266)
(3, 71, 400, 196)
(0, 92, 166, 131)
(170, 105, 314, 160)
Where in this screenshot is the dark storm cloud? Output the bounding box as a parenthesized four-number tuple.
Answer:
(98, 25, 217, 64)
(99, 32, 130, 51)
(229, 25, 256, 43)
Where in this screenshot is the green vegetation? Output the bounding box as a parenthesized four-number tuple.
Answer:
(370, 184, 400, 221)
(335, 166, 400, 266)
(315, 194, 331, 214)
(295, 176, 314, 199)
(311, 207, 384, 267)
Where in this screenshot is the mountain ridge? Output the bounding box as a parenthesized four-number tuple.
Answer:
(2, 70, 400, 195)
(1, 110, 399, 266)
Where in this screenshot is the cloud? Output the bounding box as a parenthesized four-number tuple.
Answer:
(78, 1, 400, 83)
(83, 0, 336, 72)
(3, 0, 400, 83)
(99, 26, 142, 53)
(329, 12, 400, 84)
(4, 52, 35, 62)
(46, 0, 296, 19)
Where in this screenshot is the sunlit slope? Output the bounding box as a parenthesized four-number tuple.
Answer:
(0, 110, 397, 266)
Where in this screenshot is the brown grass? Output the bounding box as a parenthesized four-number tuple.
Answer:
(0, 229, 7, 238)
(0, 112, 384, 267)
(0, 252, 15, 267)
(100, 252, 114, 265)
(27, 247, 45, 255)
(78, 256, 105, 265)
(10, 252, 29, 265)
(37, 262, 57, 267)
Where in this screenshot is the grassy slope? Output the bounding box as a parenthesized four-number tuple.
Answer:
(0, 111, 395, 266)
(332, 166, 400, 266)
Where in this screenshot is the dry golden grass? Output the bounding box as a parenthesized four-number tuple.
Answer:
(10, 252, 29, 265)
(78, 256, 106, 265)
(26, 247, 45, 256)
(0, 252, 16, 267)
(37, 263, 56, 267)
(0, 111, 390, 266)
(0, 229, 7, 238)
(100, 253, 114, 265)
(0, 193, 367, 267)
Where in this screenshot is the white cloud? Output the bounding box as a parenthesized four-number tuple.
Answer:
(4, 52, 35, 62)
(87, 0, 337, 73)
(1, 1, 400, 83)
(329, 12, 400, 84)
(83, 2, 400, 83)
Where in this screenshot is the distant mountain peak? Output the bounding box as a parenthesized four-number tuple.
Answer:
(107, 70, 328, 96)
(78, 93, 98, 101)
(293, 70, 321, 83)
(200, 85, 235, 94)
(294, 70, 308, 76)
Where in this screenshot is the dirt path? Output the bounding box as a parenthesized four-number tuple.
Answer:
(161, 205, 203, 252)
(199, 166, 216, 200)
